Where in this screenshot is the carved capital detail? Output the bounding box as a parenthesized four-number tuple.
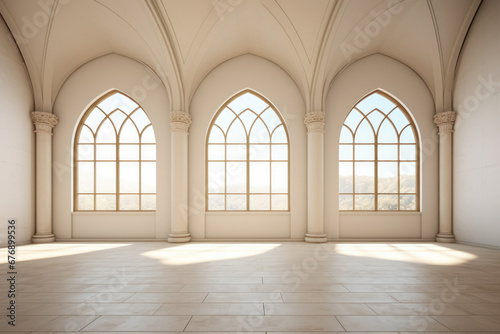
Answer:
(304, 111, 325, 133)
(30, 111, 59, 134)
(170, 111, 192, 133)
(434, 111, 456, 134)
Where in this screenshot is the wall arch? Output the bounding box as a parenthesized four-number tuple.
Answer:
(52, 53, 171, 240)
(325, 53, 438, 240)
(189, 54, 306, 239)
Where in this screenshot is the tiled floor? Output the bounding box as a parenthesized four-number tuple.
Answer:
(1, 241, 500, 333)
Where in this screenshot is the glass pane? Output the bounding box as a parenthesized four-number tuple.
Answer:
(130, 109, 150, 133)
(120, 162, 139, 193)
(78, 195, 94, 210)
(141, 126, 156, 143)
(260, 108, 281, 132)
(227, 119, 247, 143)
(354, 162, 374, 193)
(78, 162, 94, 193)
(250, 195, 270, 210)
(208, 144, 225, 160)
(250, 162, 270, 193)
(226, 195, 246, 210)
(96, 145, 116, 160)
(354, 119, 374, 143)
(339, 162, 353, 193)
(120, 195, 139, 210)
(378, 162, 398, 193)
(339, 195, 353, 210)
(208, 194, 225, 210)
(354, 195, 375, 210)
(227, 145, 246, 160)
(228, 92, 268, 115)
(271, 125, 287, 143)
(96, 162, 116, 193)
(141, 195, 156, 210)
(226, 162, 246, 193)
(271, 162, 288, 193)
(271, 145, 288, 160)
(79, 126, 94, 143)
(208, 162, 225, 193)
(271, 195, 288, 210)
(367, 110, 385, 132)
(214, 108, 236, 134)
(250, 118, 270, 143)
(355, 145, 374, 160)
(84, 108, 105, 133)
(355, 93, 396, 115)
(141, 162, 156, 193)
(378, 195, 398, 210)
(400, 162, 416, 193)
(96, 118, 116, 143)
(249, 144, 270, 160)
(378, 119, 398, 143)
(400, 145, 416, 161)
(109, 110, 127, 131)
(208, 126, 225, 143)
(96, 195, 116, 210)
(119, 145, 139, 160)
(389, 108, 410, 133)
(400, 195, 416, 210)
(400, 126, 415, 143)
(339, 145, 353, 160)
(339, 126, 353, 143)
(141, 145, 156, 160)
(344, 109, 364, 130)
(239, 110, 258, 130)
(119, 119, 139, 143)
(77, 145, 94, 160)
(378, 145, 398, 160)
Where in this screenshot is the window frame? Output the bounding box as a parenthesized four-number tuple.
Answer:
(73, 90, 156, 212)
(339, 90, 420, 212)
(205, 89, 290, 212)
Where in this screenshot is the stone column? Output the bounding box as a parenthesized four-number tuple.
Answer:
(30, 111, 58, 243)
(168, 111, 192, 243)
(434, 111, 456, 243)
(304, 111, 327, 243)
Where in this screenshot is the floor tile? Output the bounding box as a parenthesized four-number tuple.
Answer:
(185, 315, 344, 331)
(336, 315, 450, 331)
(81, 315, 191, 331)
(155, 303, 264, 315)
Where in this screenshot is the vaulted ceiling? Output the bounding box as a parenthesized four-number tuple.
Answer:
(0, 0, 481, 112)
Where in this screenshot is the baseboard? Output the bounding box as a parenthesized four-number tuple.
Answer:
(56, 238, 168, 242)
(457, 240, 500, 250)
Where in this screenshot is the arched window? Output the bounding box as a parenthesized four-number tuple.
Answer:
(339, 91, 419, 211)
(74, 91, 156, 211)
(206, 90, 289, 211)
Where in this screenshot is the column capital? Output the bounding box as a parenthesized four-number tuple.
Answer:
(170, 111, 192, 133)
(434, 111, 456, 134)
(304, 111, 325, 133)
(30, 111, 58, 134)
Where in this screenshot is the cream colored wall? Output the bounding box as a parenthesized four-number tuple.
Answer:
(0, 17, 35, 246)
(453, 0, 500, 248)
(189, 54, 307, 240)
(52, 54, 171, 240)
(325, 54, 439, 240)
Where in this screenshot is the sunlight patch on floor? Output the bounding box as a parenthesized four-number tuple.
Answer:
(141, 243, 282, 265)
(334, 243, 478, 265)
